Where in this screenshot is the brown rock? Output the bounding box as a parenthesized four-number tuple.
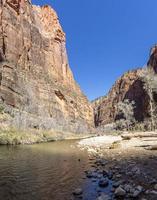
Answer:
(147, 45, 157, 73)
(0, 0, 94, 134)
(92, 69, 149, 127)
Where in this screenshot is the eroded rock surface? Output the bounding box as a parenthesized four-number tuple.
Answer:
(0, 0, 94, 134)
(148, 45, 157, 73)
(92, 69, 150, 127)
(93, 45, 157, 128)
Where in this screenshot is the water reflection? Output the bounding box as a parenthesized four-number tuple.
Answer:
(0, 141, 89, 200)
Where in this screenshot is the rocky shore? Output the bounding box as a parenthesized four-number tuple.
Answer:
(72, 132, 157, 200)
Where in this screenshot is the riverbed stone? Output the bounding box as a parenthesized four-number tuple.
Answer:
(96, 193, 111, 200)
(114, 186, 126, 197)
(85, 171, 93, 178)
(154, 184, 157, 190)
(131, 166, 141, 175)
(73, 188, 83, 196)
(98, 178, 109, 187)
(124, 184, 133, 192)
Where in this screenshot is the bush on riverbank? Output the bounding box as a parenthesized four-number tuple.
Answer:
(0, 127, 91, 145)
(0, 128, 62, 145)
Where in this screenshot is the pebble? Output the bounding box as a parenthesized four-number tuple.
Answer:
(96, 193, 111, 200)
(92, 178, 97, 182)
(132, 189, 141, 197)
(73, 188, 83, 196)
(85, 171, 93, 178)
(146, 190, 157, 195)
(116, 174, 122, 178)
(131, 166, 141, 175)
(114, 186, 126, 197)
(98, 178, 109, 187)
(112, 181, 120, 188)
(154, 184, 157, 190)
(124, 184, 133, 192)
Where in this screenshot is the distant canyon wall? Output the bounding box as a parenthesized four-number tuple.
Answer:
(92, 46, 157, 128)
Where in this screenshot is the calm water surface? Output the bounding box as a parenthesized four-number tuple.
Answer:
(0, 140, 98, 200)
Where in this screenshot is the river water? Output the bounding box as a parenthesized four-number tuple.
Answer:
(0, 140, 103, 200)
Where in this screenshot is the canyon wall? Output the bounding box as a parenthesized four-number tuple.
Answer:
(93, 46, 157, 128)
(0, 0, 94, 134)
(92, 69, 151, 128)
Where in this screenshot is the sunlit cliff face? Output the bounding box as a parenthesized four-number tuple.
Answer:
(0, 0, 94, 134)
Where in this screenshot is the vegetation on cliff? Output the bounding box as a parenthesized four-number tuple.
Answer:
(0, 0, 94, 139)
(93, 46, 157, 132)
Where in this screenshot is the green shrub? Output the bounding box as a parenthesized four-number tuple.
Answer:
(0, 105, 4, 114)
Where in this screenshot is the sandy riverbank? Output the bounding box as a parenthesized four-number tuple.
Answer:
(78, 131, 157, 154)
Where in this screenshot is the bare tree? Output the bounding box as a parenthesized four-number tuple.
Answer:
(116, 99, 136, 131)
(139, 68, 157, 130)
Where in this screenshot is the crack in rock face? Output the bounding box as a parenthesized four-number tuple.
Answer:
(0, 0, 94, 135)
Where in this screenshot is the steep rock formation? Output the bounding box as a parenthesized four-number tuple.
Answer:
(147, 45, 157, 73)
(0, 0, 94, 134)
(93, 69, 150, 127)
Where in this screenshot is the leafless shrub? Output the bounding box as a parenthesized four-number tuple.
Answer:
(115, 99, 136, 131)
(139, 68, 157, 130)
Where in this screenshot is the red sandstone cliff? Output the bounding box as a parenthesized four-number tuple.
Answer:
(0, 0, 94, 134)
(92, 69, 150, 127)
(93, 46, 157, 128)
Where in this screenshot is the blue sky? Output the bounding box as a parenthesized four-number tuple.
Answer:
(32, 0, 157, 100)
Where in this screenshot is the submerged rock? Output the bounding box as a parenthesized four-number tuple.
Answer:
(98, 178, 109, 187)
(73, 188, 83, 196)
(96, 193, 111, 200)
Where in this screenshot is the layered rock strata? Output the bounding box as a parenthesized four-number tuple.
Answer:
(0, 0, 94, 135)
(93, 45, 157, 128)
(92, 69, 150, 127)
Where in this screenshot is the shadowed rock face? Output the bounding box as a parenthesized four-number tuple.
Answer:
(92, 70, 150, 127)
(92, 45, 157, 128)
(0, 0, 94, 134)
(147, 45, 157, 73)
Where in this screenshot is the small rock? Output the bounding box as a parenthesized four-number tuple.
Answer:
(108, 171, 113, 179)
(148, 190, 157, 195)
(96, 193, 111, 200)
(131, 166, 141, 175)
(127, 172, 133, 176)
(98, 178, 109, 187)
(121, 135, 131, 140)
(97, 174, 103, 179)
(124, 184, 133, 192)
(73, 188, 83, 196)
(132, 190, 141, 197)
(111, 188, 115, 192)
(136, 185, 143, 192)
(112, 181, 120, 188)
(116, 174, 122, 178)
(150, 179, 157, 184)
(85, 171, 93, 178)
(113, 180, 124, 188)
(115, 186, 126, 197)
(92, 178, 97, 182)
(102, 170, 109, 177)
(98, 170, 103, 174)
(154, 184, 157, 190)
